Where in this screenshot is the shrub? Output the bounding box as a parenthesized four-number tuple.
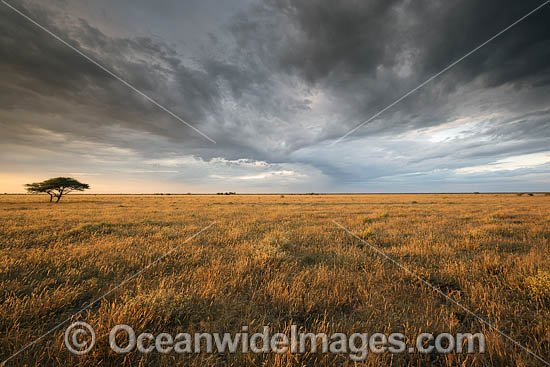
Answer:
(525, 271, 550, 303)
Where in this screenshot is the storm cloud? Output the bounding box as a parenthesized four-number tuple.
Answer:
(1, 0, 549, 192)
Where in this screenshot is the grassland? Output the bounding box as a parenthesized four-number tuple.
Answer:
(0, 193, 549, 366)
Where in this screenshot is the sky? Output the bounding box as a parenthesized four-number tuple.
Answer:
(1, 0, 549, 193)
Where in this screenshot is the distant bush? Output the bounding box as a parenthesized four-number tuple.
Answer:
(280, 195, 285, 198)
(411, 201, 418, 204)
(545, 193, 550, 196)
(527, 193, 534, 197)
(217, 192, 236, 195)
(516, 193, 524, 196)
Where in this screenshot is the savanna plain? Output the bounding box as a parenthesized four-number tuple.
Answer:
(0, 193, 549, 366)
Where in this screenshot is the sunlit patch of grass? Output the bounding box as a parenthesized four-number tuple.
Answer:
(359, 226, 377, 240)
(525, 271, 550, 304)
(253, 232, 290, 261)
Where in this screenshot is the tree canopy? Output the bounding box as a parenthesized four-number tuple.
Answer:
(25, 177, 90, 202)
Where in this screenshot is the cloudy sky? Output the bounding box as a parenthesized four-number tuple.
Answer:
(1, 0, 549, 193)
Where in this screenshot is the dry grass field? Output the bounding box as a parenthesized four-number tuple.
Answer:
(0, 193, 549, 366)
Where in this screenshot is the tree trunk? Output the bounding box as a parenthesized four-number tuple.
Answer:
(55, 188, 64, 203)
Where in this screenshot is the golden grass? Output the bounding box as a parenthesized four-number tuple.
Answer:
(0, 193, 549, 366)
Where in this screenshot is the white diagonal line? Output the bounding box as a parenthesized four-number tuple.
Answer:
(0, 221, 216, 366)
(332, 220, 550, 366)
(1, 0, 216, 144)
(332, 0, 550, 145)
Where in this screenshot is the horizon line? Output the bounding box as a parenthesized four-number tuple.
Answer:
(1, 192, 546, 195)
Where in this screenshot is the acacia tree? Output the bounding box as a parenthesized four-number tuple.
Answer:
(25, 177, 90, 202)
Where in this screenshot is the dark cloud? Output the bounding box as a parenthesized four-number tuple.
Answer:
(1, 0, 549, 192)
(0, 2, 225, 148)
(226, 0, 550, 140)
